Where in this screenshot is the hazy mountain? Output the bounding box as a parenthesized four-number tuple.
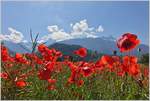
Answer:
(59, 37, 149, 55)
(48, 43, 102, 61)
(49, 43, 83, 55)
(2, 36, 149, 56)
(3, 41, 32, 53)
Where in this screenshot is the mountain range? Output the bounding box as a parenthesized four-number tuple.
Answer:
(60, 37, 149, 55)
(2, 37, 149, 56)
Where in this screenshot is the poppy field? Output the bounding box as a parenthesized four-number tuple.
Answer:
(1, 33, 149, 100)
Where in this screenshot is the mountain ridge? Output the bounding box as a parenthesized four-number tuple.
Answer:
(2, 37, 149, 56)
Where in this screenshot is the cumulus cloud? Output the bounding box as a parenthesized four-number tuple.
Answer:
(22, 40, 28, 43)
(37, 34, 51, 43)
(47, 25, 73, 42)
(96, 25, 104, 32)
(7, 27, 24, 43)
(70, 23, 73, 27)
(72, 19, 88, 32)
(48, 25, 60, 32)
(0, 27, 27, 43)
(70, 19, 96, 39)
(49, 31, 73, 42)
(0, 34, 8, 41)
(38, 19, 104, 42)
(1, 20, 104, 44)
(38, 25, 72, 43)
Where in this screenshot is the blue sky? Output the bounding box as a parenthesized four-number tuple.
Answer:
(1, 1, 149, 45)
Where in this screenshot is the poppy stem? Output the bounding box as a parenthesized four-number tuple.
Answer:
(137, 48, 141, 63)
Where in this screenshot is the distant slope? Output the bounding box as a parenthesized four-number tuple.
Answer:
(2, 36, 149, 56)
(3, 41, 32, 53)
(49, 43, 102, 61)
(60, 37, 149, 55)
(49, 43, 83, 55)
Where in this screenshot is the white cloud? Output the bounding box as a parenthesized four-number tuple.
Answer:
(47, 25, 73, 42)
(96, 25, 104, 32)
(70, 23, 73, 27)
(49, 31, 73, 42)
(37, 34, 52, 43)
(22, 40, 28, 43)
(86, 34, 98, 38)
(70, 19, 97, 39)
(0, 27, 27, 43)
(48, 25, 62, 32)
(7, 27, 24, 43)
(72, 19, 88, 32)
(0, 34, 8, 41)
(34, 19, 105, 43)
(1, 20, 104, 44)
(38, 25, 72, 43)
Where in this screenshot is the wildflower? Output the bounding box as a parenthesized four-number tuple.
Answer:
(1, 46, 10, 62)
(38, 69, 51, 80)
(117, 71, 125, 77)
(129, 64, 140, 76)
(55, 51, 62, 57)
(0, 72, 9, 79)
(16, 80, 26, 88)
(123, 56, 138, 65)
(25, 53, 43, 64)
(81, 66, 93, 77)
(77, 80, 84, 87)
(68, 69, 78, 84)
(38, 44, 48, 53)
(117, 33, 140, 52)
(45, 62, 55, 71)
(100, 55, 115, 69)
(15, 53, 23, 59)
(74, 48, 87, 57)
(47, 79, 56, 84)
(15, 53, 28, 64)
(143, 68, 149, 77)
(47, 85, 56, 90)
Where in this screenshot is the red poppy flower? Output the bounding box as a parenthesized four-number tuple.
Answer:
(1, 46, 10, 62)
(55, 51, 62, 57)
(38, 69, 51, 80)
(15, 53, 22, 59)
(0, 72, 9, 79)
(45, 62, 55, 71)
(81, 66, 93, 77)
(77, 80, 84, 87)
(100, 55, 115, 69)
(95, 58, 105, 71)
(47, 85, 56, 90)
(16, 80, 26, 88)
(112, 56, 120, 63)
(47, 79, 56, 84)
(25, 53, 43, 64)
(74, 48, 87, 57)
(117, 71, 125, 77)
(15, 53, 28, 64)
(38, 44, 48, 53)
(68, 69, 78, 84)
(123, 56, 138, 65)
(117, 33, 140, 52)
(143, 68, 149, 77)
(129, 64, 140, 76)
(68, 76, 75, 84)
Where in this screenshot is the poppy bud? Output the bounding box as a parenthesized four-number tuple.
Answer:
(138, 48, 142, 52)
(113, 50, 117, 55)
